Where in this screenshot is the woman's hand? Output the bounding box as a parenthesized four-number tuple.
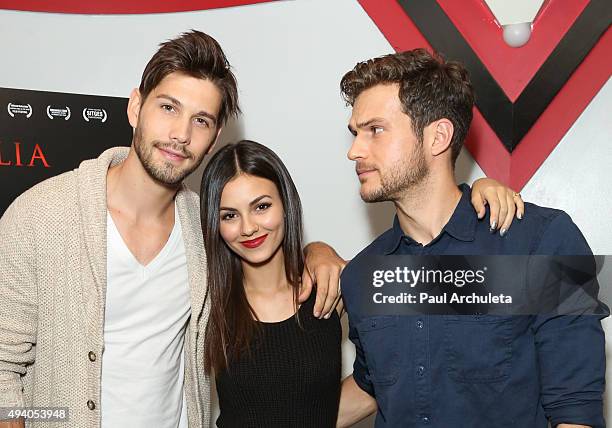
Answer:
(471, 178, 524, 236)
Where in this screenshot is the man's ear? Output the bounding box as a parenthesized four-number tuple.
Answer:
(206, 126, 224, 155)
(127, 88, 142, 129)
(429, 119, 454, 157)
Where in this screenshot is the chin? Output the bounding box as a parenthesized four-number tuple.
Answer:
(360, 186, 378, 200)
(360, 188, 388, 203)
(242, 253, 274, 266)
(239, 239, 283, 266)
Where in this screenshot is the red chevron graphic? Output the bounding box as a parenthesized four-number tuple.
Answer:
(358, 0, 611, 190)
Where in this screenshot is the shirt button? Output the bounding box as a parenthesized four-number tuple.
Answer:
(88, 351, 96, 362)
(87, 400, 96, 410)
(422, 415, 430, 423)
(417, 365, 425, 375)
(416, 320, 424, 329)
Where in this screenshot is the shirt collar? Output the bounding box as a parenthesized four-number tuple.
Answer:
(382, 184, 477, 254)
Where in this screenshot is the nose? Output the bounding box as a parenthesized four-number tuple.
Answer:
(240, 215, 259, 237)
(169, 116, 192, 144)
(347, 134, 365, 161)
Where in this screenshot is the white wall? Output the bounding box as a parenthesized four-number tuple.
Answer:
(1, 1, 610, 426)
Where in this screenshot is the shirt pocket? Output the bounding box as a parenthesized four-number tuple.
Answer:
(444, 315, 513, 383)
(356, 316, 400, 385)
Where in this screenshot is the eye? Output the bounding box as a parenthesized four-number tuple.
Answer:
(255, 202, 271, 211)
(371, 126, 383, 135)
(161, 104, 176, 113)
(194, 117, 210, 128)
(221, 212, 237, 221)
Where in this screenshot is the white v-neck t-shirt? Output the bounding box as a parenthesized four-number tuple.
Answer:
(102, 207, 190, 428)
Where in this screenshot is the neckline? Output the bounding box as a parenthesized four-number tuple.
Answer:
(251, 284, 318, 325)
(256, 302, 302, 326)
(107, 204, 180, 272)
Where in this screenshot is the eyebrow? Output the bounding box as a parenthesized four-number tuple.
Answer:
(219, 195, 272, 211)
(348, 117, 386, 134)
(156, 94, 218, 125)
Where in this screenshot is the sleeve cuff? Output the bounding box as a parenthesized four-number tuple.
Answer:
(352, 370, 375, 397)
(0, 382, 25, 407)
(548, 401, 605, 428)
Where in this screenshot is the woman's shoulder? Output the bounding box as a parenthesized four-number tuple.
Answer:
(298, 289, 341, 332)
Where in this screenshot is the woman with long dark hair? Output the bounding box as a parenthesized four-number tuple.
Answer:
(201, 140, 342, 427)
(200, 140, 522, 427)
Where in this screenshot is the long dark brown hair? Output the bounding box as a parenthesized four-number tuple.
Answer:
(200, 140, 304, 374)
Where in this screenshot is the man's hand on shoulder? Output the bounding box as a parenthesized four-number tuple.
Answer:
(300, 241, 346, 319)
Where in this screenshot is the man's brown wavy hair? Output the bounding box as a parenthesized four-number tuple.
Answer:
(139, 30, 240, 126)
(340, 48, 474, 167)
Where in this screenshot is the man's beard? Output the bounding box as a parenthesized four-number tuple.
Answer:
(133, 126, 203, 186)
(361, 143, 429, 203)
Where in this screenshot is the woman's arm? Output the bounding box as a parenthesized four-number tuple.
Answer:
(336, 375, 377, 427)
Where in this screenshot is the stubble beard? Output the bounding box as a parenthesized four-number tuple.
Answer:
(133, 125, 204, 186)
(361, 143, 429, 203)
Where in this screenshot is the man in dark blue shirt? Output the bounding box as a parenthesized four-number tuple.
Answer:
(336, 49, 606, 428)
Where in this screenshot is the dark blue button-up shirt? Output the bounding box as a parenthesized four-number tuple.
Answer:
(341, 185, 606, 428)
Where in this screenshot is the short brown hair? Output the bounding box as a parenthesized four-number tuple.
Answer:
(139, 30, 240, 126)
(340, 48, 474, 166)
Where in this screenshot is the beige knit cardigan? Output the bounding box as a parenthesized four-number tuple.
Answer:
(0, 147, 211, 427)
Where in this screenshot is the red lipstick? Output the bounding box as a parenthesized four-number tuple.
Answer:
(240, 234, 268, 249)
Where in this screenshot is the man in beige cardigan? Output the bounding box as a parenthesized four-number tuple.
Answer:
(0, 31, 346, 428)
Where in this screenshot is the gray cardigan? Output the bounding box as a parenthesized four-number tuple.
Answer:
(0, 147, 211, 427)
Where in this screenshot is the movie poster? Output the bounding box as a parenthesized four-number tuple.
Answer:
(0, 87, 132, 216)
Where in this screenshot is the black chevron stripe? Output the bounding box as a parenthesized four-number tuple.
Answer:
(397, 0, 611, 152)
